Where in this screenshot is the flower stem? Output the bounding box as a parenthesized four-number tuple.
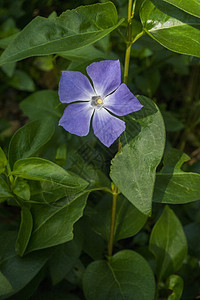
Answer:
(108, 185, 118, 258)
(107, 0, 136, 259)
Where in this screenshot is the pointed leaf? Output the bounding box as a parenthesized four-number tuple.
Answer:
(0, 272, 13, 297)
(15, 206, 33, 257)
(0, 2, 124, 65)
(8, 120, 55, 169)
(149, 206, 187, 280)
(11, 158, 88, 195)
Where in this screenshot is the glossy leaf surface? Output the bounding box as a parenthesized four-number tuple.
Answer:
(163, 0, 200, 18)
(140, 0, 200, 57)
(12, 157, 88, 195)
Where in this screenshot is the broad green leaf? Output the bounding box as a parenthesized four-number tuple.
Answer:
(15, 207, 33, 257)
(8, 70, 35, 92)
(87, 194, 147, 242)
(83, 250, 155, 300)
(49, 239, 82, 284)
(0, 271, 13, 297)
(163, 0, 200, 18)
(110, 96, 165, 215)
(8, 120, 55, 169)
(0, 177, 12, 202)
(166, 275, 184, 300)
(0, 2, 124, 65)
(154, 148, 200, 204)
(140, 0, 200, 57)
(26, 193, 88, 252)
(11, 158, 88, 195)
(20, 90, 63, 121)
(58, 44, 107, 62)
(149, 206, 187, 281)
(0, 231, 51, 299)
(0, 147, 7, 174)
(13, 180, 30, 201)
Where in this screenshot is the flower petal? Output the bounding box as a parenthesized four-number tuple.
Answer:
(59, 102, 94, 136)
(92, 108, 125, 147)
(58, 71, 95, 103)
(86, 60, 121, 97)
(103, 83, 143, 116)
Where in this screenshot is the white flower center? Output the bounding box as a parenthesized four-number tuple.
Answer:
(91, 96, 103, 109)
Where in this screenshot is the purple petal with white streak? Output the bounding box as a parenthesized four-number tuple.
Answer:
(59, 102, 94, 136)
(92, 108, 125, 147)
(87, 60, 121, 97)
(59, 71, 95, 103)
(103, 83, 143, 116)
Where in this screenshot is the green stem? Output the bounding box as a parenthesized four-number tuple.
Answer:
(107, 0, 136, 258)
(108, 185, 118, 257)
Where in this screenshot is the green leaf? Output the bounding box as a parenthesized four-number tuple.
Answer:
(0, 2, 124, 65)
(110, 96, 165, 215)
(154, 148, 200, 204)
(149, 206, 187, 281)
(11, 158, 88, 195)
(83, 250, 155, 300)
(49, 239, 82, 284)
(162, 0, 200, 18)
(58, 44, 107, 62)
(26, 193, 88, 252)
(13, 180, 30, 201)
(0, 231, 51, 298)
(20, 90, 63, 121)
(8, 70, 35, 92)
(0, 147, 7, 174)
(166, 275, 184, 300)
(8, 120, 55, 169)
(0, 271, 13, 297)
(15, 206, 33, 257)
(0, 177, 12, 202)
(140, 0, 200, 57)
(87, 194, 147, 242)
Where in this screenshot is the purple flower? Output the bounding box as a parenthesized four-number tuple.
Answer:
(58, 60, 143, 147)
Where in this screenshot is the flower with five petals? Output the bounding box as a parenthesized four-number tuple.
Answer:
(58, 60, 143, 147)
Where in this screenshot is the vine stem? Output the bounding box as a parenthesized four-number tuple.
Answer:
(107, 0, 135, 258)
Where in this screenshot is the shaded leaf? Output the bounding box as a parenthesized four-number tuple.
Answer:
(154, 148, 200, 204)
(0, 271, 13, 297)
(8, 120, 55, 169)
(0, 177, 12, 202)
(26, 193, 88, 252)
(15, 207, 33, 257)
(149, 206, 187, 280)
(83, 250, 155, 300)
(87, 194, 147, 242)
(20, 90, 63, 121)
